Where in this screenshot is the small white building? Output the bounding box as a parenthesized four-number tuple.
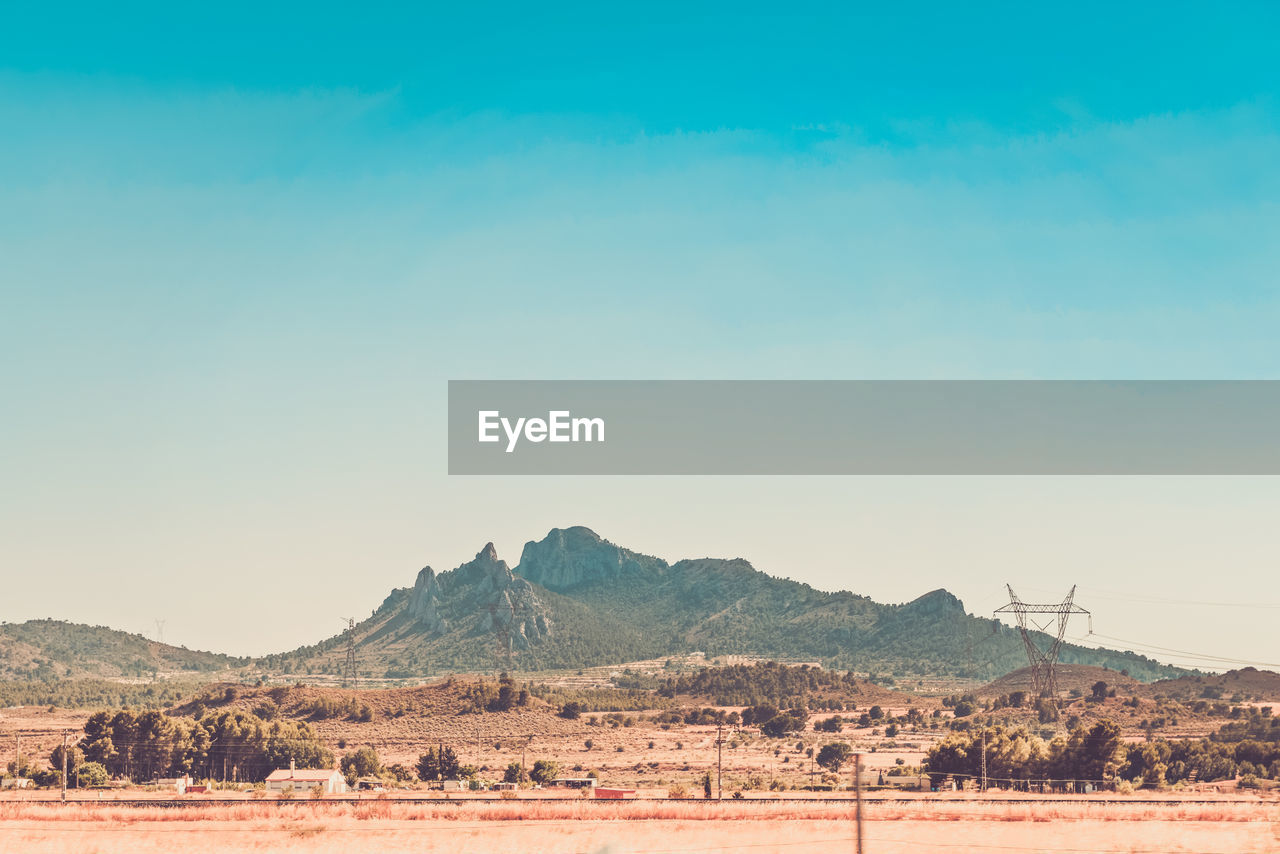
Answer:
(265, 761, 347, 794)
(155, 775, 193, 794)
(0, 777, 32, 790)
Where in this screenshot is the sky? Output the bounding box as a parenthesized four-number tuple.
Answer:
(1, 4, 1278, 666)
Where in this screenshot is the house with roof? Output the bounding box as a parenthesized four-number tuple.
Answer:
(264, 760, 347, 794)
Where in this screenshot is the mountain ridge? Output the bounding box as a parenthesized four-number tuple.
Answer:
(0, 528, 1196, 685)
(259, 526, 1188, 683)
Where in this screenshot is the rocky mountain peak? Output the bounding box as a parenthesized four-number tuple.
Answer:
(901, 588, 966, 617)
(407, 544, 552, 646)
(516, 526, 668, 591)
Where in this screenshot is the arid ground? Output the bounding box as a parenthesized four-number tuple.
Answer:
(1, 798, 1277, 854)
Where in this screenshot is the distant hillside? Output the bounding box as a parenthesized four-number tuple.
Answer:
(0, 619, 244, 681)
(1141, 667, 1280, 702)
(978, 664, 1142, 698)
(265, 526, 1187, 683)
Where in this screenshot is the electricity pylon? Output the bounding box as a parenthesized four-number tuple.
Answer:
(994, 585, 1090, 700)
(341, 618, 358, 687)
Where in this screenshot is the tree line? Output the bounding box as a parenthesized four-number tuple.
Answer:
(926, 708, 1280, 788)
(74, 708, 332, 783)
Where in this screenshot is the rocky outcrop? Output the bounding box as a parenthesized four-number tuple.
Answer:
(898, 589, 966, 618)
(412, 543, 551, 647)
(516, 526, 668, 591)
(408, 566, 446, 634)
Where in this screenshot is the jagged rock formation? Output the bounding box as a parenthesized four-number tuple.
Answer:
(408, 566, 446, 634)
(517, 526, 667, 590)
(411, 544, 550, 647)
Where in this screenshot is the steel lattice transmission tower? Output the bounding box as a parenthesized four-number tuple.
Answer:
(341, 618, 358, 688)
(994, 585, 1090, 701)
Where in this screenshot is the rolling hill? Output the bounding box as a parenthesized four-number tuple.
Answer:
(262, 526, 1188, 683)
(0, 619, 245, 681)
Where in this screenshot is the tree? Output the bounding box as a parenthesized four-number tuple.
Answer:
(742, 705, 780, 727)
(487, 673, 518, 712)
(761, 708, 808, 738)
(529, 759, 559, 786)
(817, 742, 853, 773)
(815, 716, 844, 733)
(925, 726, 1049, 781)
(50, 744, 85, 787)
(559, 702, 583, 720)
(1091, 681, 1109, 701)
(77, 761, 109, 788)
(702, 771, 713, 799)
(341, 747, 382, 785)
(417, 746, 460, 782)
(503, 762, 526, 784)
(1122, 741, 1171, 789)
(1054, 720, 1125, 782)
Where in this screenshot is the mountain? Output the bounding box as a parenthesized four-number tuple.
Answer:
(264, 526, 1187, 683)
(0, 619, 244, 681)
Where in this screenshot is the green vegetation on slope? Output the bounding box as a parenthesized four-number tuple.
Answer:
(0, 620, 243, 681)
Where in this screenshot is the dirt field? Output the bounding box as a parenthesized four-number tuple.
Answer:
(0, 700, 942, 791)
(2, 798, 1278, 854)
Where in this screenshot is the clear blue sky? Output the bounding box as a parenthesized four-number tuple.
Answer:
(2, 4, 1278, 665)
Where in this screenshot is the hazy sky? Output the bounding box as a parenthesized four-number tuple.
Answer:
(2, 4, 1278, 666)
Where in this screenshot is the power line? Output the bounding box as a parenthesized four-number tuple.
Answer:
(1071, 632, 1280, 670)
(1023, 584, 1280, 611)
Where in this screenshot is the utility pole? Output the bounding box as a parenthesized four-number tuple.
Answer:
(521, 735, 531, 787)
(980, 728, 988, 793)
(853, 752, 864, 854)
(61, 732, 69, 802)
(716, 724, 724, 801)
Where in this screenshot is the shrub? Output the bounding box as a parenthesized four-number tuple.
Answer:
(529, 759, 559, 786)
(76, 762, 109, 788)
(817, 742, 853, 772)
(340, 746, 382, 785)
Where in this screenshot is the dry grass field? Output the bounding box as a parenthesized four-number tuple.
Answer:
(1, 697, 944, 791)
(1, 798, 1277, 853)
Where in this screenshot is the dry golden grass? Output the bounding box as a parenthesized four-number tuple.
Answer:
(1, 800, 1278, 853)
(0, 797, 1273, 823)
